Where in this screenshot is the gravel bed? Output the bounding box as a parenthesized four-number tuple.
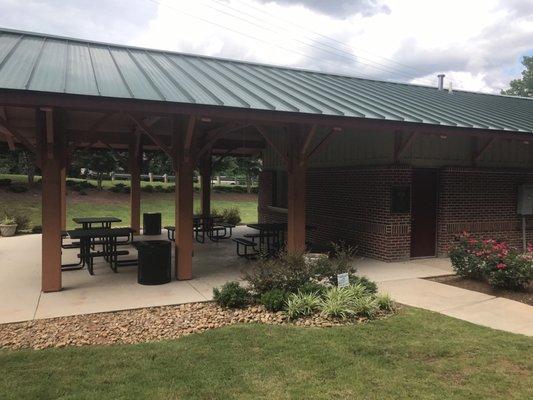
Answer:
(0, 302, 373, 350)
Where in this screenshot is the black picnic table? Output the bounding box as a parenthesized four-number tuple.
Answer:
(165, 214, 233, 243)
(72, 216, 122, 229)
(64, 227, 136, 275)
(246, 223, 316, 253)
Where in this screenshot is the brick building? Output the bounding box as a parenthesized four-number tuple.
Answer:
(259, 124, 533, 261)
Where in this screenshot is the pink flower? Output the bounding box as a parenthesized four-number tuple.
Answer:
(496, 263, 507, 270)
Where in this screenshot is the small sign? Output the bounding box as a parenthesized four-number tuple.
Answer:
(337, 273, 349, 288)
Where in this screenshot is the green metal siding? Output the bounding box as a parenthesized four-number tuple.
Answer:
(0, 28, 532, 134)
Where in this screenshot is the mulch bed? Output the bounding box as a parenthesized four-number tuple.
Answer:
(428, 275, 532, 306)
(0, 302, 380, 351)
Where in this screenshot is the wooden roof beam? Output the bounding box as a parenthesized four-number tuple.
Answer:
(125, 113, 173, 159)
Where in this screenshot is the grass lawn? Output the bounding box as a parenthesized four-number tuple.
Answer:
(0, 174, 258, 228)
(0, 308, 531, 399)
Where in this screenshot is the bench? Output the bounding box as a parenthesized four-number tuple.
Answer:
(164, 226, 175, 241)
(80, 249, 130, 274)
(232, 238, 258, 259)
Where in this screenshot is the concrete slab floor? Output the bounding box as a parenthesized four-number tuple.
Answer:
(0, 231, 531, 337)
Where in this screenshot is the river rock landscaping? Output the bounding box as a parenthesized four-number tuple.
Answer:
(0, 301, 392, 350)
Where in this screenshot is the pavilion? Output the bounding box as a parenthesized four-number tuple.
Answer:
(0, 28, 532, 293)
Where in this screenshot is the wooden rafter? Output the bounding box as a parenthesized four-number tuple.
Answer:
(394, 131, 417, 160)
(0, 114, 36, 153)
(197, 122, 247, 158)
(0, 107, 15, 150)
(474, 137, 496, 162)
(88, 112, 114, 133)
(305, 127, 342, 161)
(254, 124, 289, 167)
(125, 113, 173, 159)
(300, 124, 317, 157)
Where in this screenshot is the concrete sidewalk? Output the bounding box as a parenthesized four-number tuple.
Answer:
(362, 261, 533, 337)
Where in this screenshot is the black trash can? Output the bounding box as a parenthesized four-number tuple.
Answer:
(134, 240, 171, 285)
(143, 212, 161, 235)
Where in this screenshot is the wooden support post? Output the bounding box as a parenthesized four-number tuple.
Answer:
(60, 166, 67, 231)
(129, 132, 141, 234)
(199, 153, 212, 217)
(174, 116, 195, 280)
(37, 108, 65, 292)
(286, 126, 307, 253)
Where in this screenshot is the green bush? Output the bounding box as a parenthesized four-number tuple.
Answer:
(8, 183, 28, 193)
(32, 225, 42, 234)
(244, 252, 316, 295)
(153, 185, 165, 193)
(375, 294, 396, 312)
(351, 296, 380, 319)
(286, 291, 321, 319)
(488, 255, 533, 290)
(1, 216, 16, 225)
(78, 189, 88, 196)
(14, 214, 30, 232)
(213, 281, 250, 308)
(297, 281, 328, 296)
(110, 183, 130, 194)
(0, 178, 12, 187)
(220, 207, 241, 225)
(165, 185, 175, 193)
(259, 289, 288, 312)
(348, 276, 378, 294)
(319, 287, 356, 319)
(450, 232, 532, 290)
(314, 242, 358, 285)
(143, 184, 154, 193)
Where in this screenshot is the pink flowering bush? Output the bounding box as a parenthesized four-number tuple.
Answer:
(449, 232, 532, 290)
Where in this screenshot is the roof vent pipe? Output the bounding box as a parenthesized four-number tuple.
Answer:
(437, 74, 445, 90)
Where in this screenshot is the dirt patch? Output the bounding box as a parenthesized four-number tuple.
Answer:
(0, 302, 386, 350)
(428, 275, 532, 306)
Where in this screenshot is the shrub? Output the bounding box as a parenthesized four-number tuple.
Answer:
(319, 287, 356, 319)
(213, 281, 250, 308)
(375, 294, 396, 312)
(165, 185, 175, 193)
(78, 189, 88, 196)
(32, 225, 42, 234)
(220, 207, 241, 225)
(286, 291, 321, 319)
(244, 252, 316, 295)
(1, 216, 16, 225)
(449, 232, 532, 290)
(349, 276, 378, 294)
(14, 214, 30, 232)
(143, 184, 154, 193)
(314, 242, 358, 285)
(110, 183, 130, 194)
(259, 289, 288, 312)
(0, 178, 12, 187)
(153, 185, 165, 193)
(351, 296, 379, 319)
(298, 281, 328, 296)
(8, 183, 28, 193)
(344, 283, 370, 299)
(488, 254, 533, 290)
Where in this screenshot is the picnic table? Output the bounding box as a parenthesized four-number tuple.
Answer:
(64, 227, 136, 275)
(165, 214, 234, 243)
(72, 216, 122, 229)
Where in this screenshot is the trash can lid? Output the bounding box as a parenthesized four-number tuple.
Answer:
(133, 240, 170, 248)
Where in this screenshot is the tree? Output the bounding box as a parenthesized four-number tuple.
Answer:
(234, 157, 262, 193)
(71, 149, 118, 190)
(501, 56, 532, 97)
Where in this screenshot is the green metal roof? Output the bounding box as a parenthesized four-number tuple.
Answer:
(0, 28, 532, 133)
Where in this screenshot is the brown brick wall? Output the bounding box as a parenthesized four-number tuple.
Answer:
(258, 166, 533, 261)
(437, 167, 533, 255)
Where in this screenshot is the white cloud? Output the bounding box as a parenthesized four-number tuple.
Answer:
(0, 0, 531, 93)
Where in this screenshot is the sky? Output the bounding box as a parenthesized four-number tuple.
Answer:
(0, 0, 531, 94)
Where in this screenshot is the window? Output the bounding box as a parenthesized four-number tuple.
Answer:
(272, 170, 288, 208)
(390, 186, 411, 214)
